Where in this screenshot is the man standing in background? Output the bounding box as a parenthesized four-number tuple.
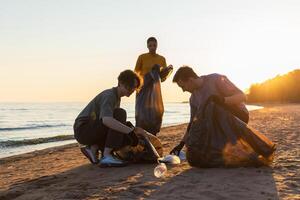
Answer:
(134, 37, 167, 77)
(134, 37, 173, 135)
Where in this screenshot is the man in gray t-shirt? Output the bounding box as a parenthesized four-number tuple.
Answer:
(74, 70, 146, 167)
(170, 66, 249, 155)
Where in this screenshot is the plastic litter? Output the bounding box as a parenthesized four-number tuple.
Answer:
(159, 155, 181, 164)
(178, 151, 186, 161)
(154, 163, 167, 178)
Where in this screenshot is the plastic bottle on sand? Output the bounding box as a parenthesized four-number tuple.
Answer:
(154, 163, 167, 178)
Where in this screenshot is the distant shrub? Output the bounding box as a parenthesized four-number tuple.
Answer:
(247, 69, 300, 103)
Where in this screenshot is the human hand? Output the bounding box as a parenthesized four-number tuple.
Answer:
(170, 141, 185, 156)
(160, 65, 173, 82)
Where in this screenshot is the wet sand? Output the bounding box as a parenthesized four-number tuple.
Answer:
(0, 104, 299, 200)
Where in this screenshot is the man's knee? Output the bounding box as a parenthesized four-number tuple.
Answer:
(126, 121, 134, 128)
(113, 108, 127, 123)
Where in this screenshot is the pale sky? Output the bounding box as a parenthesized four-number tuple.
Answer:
(0, 0, 299, 102)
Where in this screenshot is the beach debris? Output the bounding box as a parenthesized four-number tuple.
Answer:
(154, 163, 167, 178)
(159, 155, 181, 164)
(178, 151, 186, 161)
(154, 154, 182, 178)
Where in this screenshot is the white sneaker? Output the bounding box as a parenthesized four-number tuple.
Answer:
(99, 155, 128, 167)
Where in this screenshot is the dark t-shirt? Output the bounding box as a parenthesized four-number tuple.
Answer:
(189, 73, 248, 123)
(74, 87, 120, 128)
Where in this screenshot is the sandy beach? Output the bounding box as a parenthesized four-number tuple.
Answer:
(0, 104, 299, 200)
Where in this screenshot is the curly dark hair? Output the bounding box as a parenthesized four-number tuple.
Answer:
(118, 70, 141, 89)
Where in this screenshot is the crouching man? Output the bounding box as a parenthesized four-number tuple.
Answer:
(170, 66, 249, 155)
(73, 70, 145, 167)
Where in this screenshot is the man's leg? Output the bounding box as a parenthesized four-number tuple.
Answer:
(231, 108, 249, 124)
(103, 108, 135, 156)
(100, 108, 138, 167)
(224, 106, 249, 124)
(74, 120, 107, 164)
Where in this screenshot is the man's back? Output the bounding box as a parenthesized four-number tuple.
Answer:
(190, 73, 248, 121)
(75, 88, 120, 124)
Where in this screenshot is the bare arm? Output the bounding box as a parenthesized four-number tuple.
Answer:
(181, 103, 194, 144)
(224, 93, 246, 105)
(216, 75, 246, 105)
(162, 57, 167, 68)
(134, 55, 142, 75)
(170, 123, 190, 154)
(181, 122, 192, 143)
(102, 117, 134, 134)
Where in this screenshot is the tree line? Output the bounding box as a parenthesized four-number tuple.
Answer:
(247, 69, 300, 103)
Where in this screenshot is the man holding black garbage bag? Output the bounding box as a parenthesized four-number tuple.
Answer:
(170, 66, 275, 167)
(134, 37, 173, 135)
(135, 37, 168, 78)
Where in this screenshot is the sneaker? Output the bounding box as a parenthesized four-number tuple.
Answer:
(99, 155, 128, 168)
(80, 146, 99, 164)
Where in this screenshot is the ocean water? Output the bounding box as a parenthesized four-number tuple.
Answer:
(0, 102, 262, 158)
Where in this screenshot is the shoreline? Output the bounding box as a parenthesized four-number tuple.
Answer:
(0, 123, 188, 163)
(0, 104, 264, 159)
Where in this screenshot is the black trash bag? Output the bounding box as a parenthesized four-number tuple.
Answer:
(135, 64, 173, 135)
(186, 99, 276, 168)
